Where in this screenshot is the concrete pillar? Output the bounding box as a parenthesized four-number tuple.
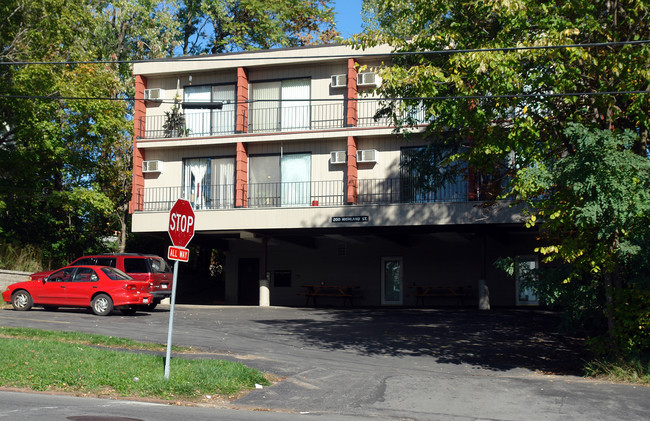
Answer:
(259, 278, 270, 307)
(478, 279, 490, 310)
(259, 236, 270, 307)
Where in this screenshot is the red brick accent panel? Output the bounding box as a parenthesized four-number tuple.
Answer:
(347, 136, 358, 204)
(130, 75, 147, 213)
(237, 67, 249, 133)
(235, 142, 249, 207)
(346, 58, 358, 127)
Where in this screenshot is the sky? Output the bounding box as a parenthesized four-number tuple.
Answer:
(333, 0, 364, 39)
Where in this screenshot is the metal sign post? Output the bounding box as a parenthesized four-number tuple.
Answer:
(164, 259, 180, 379)
(164, 199, 195, 380)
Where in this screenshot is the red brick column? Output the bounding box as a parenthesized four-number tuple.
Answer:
(347, 136, 358, 204)
(129, 75, 147, 213)
(236, 67, 249, 133)
(235, 142, 248, 207)
(346, 58, 358, 127)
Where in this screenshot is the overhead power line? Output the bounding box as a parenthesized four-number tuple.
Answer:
(1, 90, 648, 104)
(0, 40, 647, 66)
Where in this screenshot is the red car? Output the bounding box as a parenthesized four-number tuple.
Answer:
(2, 266, 154, 316)
(28, 253, 172, 310)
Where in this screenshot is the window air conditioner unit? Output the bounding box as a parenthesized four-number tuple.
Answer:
(330, 151, 346, 164)
(357, 149, 378, 163)
(331, 74, 347, 88)
(142, 160, 163, 173)
(357, 72, 379, 87)
(143, 88, 163, 101)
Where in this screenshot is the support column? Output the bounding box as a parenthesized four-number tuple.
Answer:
(478, 232, 490, 310)
(236, 67, 249, 133)
(346, 58, 358, 127)
(130, 75, 147, 213)
(235, 142, 248, 207)
(347, 136, 358, 204)
(259, 236, 270, 307)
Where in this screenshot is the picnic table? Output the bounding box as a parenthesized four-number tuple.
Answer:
(297, 284, 360, 306)
(408, 285, 472, 307)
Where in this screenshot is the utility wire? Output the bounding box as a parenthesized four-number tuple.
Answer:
(0, 40, 647, 66)
(1, 91, 648, 104)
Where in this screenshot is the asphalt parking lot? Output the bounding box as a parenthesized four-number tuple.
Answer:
(1, 305, 648, 420)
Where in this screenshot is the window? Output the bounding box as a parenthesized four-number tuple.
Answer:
(184, 158, 210, 209)
(183, 157, 235, 210)
(210, 157, 235, 209)
(71, 258, 94, 266)
(124, 258, 149, 274)
(184, 84, 236, 136)
(274, 270, 291, 287)
(101, 267, 132, 280)
(249, 153, 311, 207)
(149, 257, 172, 274)
(250, 79, 310, 133)
(48, 268, 74, 282)
(95, 257, 117, 268)
(73, 267, 98, 282)
(400, 146, 467, 203)
(280, 153, 311, 206)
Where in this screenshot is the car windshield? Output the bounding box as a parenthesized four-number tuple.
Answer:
(101, 267, 133, 280)
(150, 257, 172, 273)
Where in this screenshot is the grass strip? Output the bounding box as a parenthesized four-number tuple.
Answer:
(0, 327, 184, 352)
(585, 358, 650, 385)
(0, 328, 271, 401)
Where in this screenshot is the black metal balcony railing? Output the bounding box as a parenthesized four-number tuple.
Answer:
(133, 178, 468, 212)
(356, 178, 469, 204)
(138, 100, 427, 139)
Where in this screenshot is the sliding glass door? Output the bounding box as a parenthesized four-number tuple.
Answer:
(250, 79, 310, 133)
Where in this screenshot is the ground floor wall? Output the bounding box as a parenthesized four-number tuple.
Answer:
(218, 228, 539, 308)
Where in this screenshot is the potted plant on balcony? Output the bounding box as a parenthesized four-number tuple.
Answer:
(163, 97, 186, 137)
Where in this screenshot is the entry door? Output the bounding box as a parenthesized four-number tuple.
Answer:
(516, 256, 539, 305)
(381, 257, 403, 305)
(238, 258, 259, 305)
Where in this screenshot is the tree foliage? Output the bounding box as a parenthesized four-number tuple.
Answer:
(1, 0, 341, 266)
(178, 0, 339, 55)
(357, 0, 650, 356)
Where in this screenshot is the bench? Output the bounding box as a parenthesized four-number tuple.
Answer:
(409, 285, 473, 307)
(298, 284, 360, 306)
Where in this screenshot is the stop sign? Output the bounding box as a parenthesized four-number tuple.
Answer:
(168, 199, 195, 248)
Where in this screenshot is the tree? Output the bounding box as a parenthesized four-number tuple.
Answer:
(357, 0, 650, 355)
(178, 0, 339, 55)
(1, 0, 343, 265)
(0, 0, 132, 264)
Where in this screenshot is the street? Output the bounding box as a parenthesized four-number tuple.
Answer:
(0, 305, 648, 420)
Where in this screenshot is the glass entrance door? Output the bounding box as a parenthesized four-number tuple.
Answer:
(381, 257, 403, 305)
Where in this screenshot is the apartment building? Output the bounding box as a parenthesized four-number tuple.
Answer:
(129, 44, 539, 307)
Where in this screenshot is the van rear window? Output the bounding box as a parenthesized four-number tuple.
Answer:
(149, 257, 172, 273)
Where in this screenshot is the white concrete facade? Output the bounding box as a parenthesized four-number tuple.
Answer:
(130, 44, 539, 308)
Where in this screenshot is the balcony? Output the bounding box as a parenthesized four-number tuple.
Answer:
(132, 177, 469, 212)
(136, 100, 426, 139)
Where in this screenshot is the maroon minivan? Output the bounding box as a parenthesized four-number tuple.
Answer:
(28, 254, 172, 310)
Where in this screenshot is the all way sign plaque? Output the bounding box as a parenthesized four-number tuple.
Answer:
(168, 246, 189, 262)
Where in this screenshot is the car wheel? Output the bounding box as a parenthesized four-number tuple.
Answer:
(91, 294, 113, 316)
(11, 290, 33, 311)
